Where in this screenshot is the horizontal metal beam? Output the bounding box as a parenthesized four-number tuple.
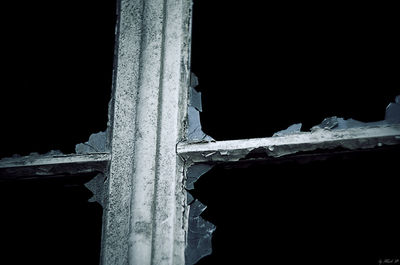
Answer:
(0, 152, 110, 181)
(177, 124, 400, 163)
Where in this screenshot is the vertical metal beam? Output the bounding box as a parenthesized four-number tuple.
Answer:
(101, 0, 191, 264)
(151, 0, 191, 263)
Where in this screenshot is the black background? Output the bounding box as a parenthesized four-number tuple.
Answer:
(191, 147, 400, 265)
(0, 176, 103, 265)
(191, 1, 399, 140)
(0, 1, 116, 264)
(0, 0, 116, 158)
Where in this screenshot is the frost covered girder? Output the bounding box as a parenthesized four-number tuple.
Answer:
(178, 124, 400, 163)
(0, 153, 110, 181)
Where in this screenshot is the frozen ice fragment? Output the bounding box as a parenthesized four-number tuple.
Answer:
(189, 87, 203, 112)
(187, 106, 214, 142)
(75, 130, 108, 154)
(186, 164, 214, 190)
(273, 123, 302, 137)
(185, 199, 216, 265)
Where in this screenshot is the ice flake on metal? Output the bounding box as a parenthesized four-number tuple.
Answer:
(273, 123, 302, 137)
(189, 74, 202, 112)
(75, 131, 108, 204)
(187, 192, 195, 205)
(385, 95, 400, 124)
(84, 173, 105, 206)
(0, 149, 64, 163)
(311, 95, 400, 132)
(187, 73, 214, 142)
(314, 117, 340, 130)
(185, 162, 215, 264)
(75, 130, 108, 154)
(186, 163, 214, 190)
(185, 198, 216, 265)
(188, 106, 214, 142)
(310, 116, 370, 131)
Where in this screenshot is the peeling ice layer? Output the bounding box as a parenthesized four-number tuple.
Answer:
(186, 163, 214, 190)
(75, 130, 108, 154)
(185, 193, 216, 265)
(187, 73, 214, 143)
(274, 95, 400, 136)
(185, 163, 215, 265)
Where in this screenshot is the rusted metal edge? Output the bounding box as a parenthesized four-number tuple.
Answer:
(177, 124, 400, 163)
(0, 152, 111, 180)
